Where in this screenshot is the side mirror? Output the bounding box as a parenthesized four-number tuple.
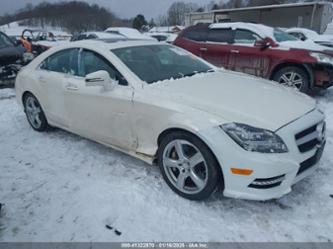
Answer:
(254, 37, 274, 50)
(85, 70, 117, 91)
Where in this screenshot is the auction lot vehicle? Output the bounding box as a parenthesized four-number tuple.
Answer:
(286, 27, 333, 48)
(20, 29, 68, 56)
(174, 22, 333, 93)
(16, 40, 326, 201)
(105, 27, 156, 41)
(0, 31, 26, 83)
(71, 31, 126, 42)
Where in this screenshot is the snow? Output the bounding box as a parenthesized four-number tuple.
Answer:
(84, 32, 125, 39)
(286, 27, 333, 43)
(149, 26, 184, 33)
(105, 27, 156, 41)
(0, 87, 333, 242)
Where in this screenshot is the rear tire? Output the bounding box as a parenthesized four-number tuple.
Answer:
(272, 66, 310, 93)
(157, 131, 221, 200)
(23, 93, 48, 132)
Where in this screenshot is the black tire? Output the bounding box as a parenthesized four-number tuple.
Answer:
(23, 93, 49, 132)
(272, 66, 310, 93)
(157, 131, 222, 200)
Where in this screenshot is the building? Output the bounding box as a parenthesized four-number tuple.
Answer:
(186, 1, 333, 34)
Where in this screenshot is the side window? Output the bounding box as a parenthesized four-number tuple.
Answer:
(234, 29, 261, 44)
(290, 32, 306, 40)
(183, 27, 208, 42)
(40, 48, 79, 75)
(79, 49, 128, 86)
(87, 34, 97, 39)
(207, 28, 234, 44)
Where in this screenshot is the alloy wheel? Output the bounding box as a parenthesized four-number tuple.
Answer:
(25, 96, 42, 129)
(278, 72, 303, 89)
(162, 139, 208, 194)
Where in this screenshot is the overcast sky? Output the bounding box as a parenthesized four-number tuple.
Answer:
(0, 0, 218, 19)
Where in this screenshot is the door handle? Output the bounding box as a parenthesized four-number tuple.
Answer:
(65, 83, 79, 91)
(199, 47, 208, 51)
(230, 49, 239, 54)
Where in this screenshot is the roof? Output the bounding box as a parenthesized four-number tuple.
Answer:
(69, 39, 160, 50)
(105, 27, 156, 41)
(83, 31, 125, 39)
(211, 1, 332, 13)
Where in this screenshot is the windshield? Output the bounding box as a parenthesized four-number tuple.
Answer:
(273, 28, 298, 42)
(112, 45, 213, 84)
(0, 32, 14, 48)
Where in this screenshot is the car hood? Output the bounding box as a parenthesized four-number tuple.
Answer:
(149, 71, 316, 131)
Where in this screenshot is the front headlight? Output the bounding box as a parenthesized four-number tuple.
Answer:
(310, 52, 333, 65)
(221, 123, 288, 153)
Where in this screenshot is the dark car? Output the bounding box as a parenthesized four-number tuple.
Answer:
(174, 22, 333, 93)
(0, 31, 26, 83)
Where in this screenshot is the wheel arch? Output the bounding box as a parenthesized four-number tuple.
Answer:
(156, 127, 225, 188)
(269, 62, 314, 87)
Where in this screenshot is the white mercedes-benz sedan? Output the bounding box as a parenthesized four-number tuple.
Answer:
(15, 40, 326, 201)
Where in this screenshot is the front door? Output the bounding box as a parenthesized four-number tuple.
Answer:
(229, 29, 270, 78)
(64, 49, 135, 150)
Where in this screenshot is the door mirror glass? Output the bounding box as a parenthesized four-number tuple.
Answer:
(85, 70, 118, 91)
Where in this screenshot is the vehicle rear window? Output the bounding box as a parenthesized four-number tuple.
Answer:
(207, 28, 234, 43)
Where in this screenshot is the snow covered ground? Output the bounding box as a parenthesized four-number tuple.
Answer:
(0, 87, 332, 242)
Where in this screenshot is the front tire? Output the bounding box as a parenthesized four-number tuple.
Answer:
(272, 66, 310, 93)
(23, 93, 48, 131)
(157, 131, 221, 200)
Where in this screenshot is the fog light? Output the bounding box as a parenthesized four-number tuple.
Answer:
(248, 174, 285, 189)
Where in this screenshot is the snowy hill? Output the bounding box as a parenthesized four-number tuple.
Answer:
(0, 21, 71, 39)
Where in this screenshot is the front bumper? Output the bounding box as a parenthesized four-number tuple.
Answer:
(199, 109, 325, 201)
(312, 63, 333, 89)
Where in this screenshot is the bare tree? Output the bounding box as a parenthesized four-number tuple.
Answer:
(167, 1, 199, 25)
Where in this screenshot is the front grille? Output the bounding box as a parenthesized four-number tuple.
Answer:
(248, 174, 285, 189)
(295, 122, 326, 153)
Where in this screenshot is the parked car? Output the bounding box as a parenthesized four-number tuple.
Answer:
(16, 40, 326, 201)
(0, 31, 28, 83)
(286, 27, 333, 48)
(71, 31, 126, 42)
(146, 32, 178, 43)
(174, 22, 333, 93)
(20, 29, 68, 56)
(105, 27, 156, 41)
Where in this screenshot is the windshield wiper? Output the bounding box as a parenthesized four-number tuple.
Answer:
(177, 69, 215, 79)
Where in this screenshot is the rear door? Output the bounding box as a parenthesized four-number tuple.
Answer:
(36, 48, 79, 128)
(204, 28, 235, 69)
(230, 29, 270, 77)
(174, 25, 208, 58)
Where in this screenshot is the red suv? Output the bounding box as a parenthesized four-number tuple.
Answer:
(174, 22, 333, 93)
